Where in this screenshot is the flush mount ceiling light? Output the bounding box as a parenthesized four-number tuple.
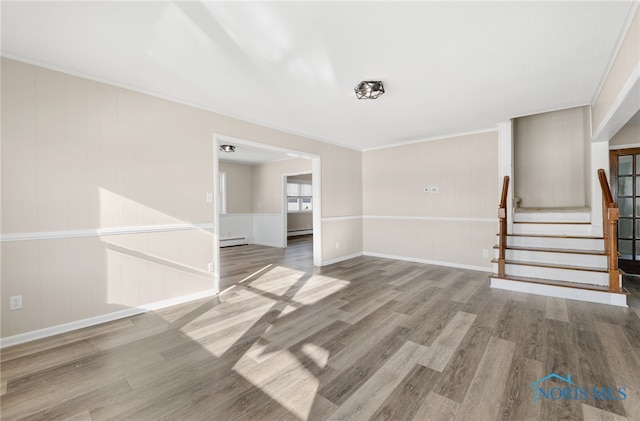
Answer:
(219, 144, 235, 152)
(354, 80, 385, 99)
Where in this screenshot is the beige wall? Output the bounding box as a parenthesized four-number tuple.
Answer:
(287, 213, 313, 232)
(289, 173, 312, 182)
(514, 106, 589, 208)
(592, 8, 640, 133)
(610, 120, 640, 148)
(219, 161, 252, 214)
(0, 58, 363, 338)
(362, 131, 499, 269)
(252, 158, 312, 214)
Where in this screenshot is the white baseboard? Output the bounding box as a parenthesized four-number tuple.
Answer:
(490, 278, 627, 307)
(0, 288, 218, 349)
(253, 241, 284, 248)
(322, 252, 364, 266)
(363, 252, 492, 273)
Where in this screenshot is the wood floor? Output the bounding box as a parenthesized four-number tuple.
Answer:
(2, 235, 640, 420)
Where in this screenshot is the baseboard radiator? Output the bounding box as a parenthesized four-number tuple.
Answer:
(287, 229, 313, 237)
(220, 236, 249, 247)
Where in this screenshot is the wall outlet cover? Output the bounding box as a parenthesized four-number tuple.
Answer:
(10, 295, 22, 310)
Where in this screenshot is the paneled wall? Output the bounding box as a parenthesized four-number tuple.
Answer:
(252, 158, 311, 213)
(0, 58, 362, 339)
(219, 161, 252, 214)
(514, 106, 590, 208)
(362, 131, 499, 270)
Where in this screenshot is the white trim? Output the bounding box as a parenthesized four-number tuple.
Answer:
(498, 120, 514, 233)
(490, 278, 627, 307)
(363, 215, 496, 223)
(0, 223, 216, 242)
(322, 252, 364, 266)
(213, 135, 221, 295)
(321, 215, 362, 222)
(363, 251, 492, 273)
(0, 288, 218, 349)
(312, 157, 322, 267)
(362, 127, 498, 152)
(609, 142, 640, 150)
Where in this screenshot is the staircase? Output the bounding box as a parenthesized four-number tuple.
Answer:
(490, 173, 629, 307)
(491, 168, 629, 307)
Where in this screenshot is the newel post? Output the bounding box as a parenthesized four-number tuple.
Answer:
(608, 206, 620, 292)
(498, 176, 510, 278)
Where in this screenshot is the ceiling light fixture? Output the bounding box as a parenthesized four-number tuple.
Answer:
(354, 81, 385, 99)
(220, 144, 235, 153)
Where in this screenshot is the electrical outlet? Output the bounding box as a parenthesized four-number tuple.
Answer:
(482, 249, 490, 258)
(206, 193, 213, 203)
(336, 242, 340, 249)
(10, 295, 22, 310)
(207, 262, 214, 272)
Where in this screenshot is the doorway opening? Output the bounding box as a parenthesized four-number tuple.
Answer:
(212, 134, 322, 293)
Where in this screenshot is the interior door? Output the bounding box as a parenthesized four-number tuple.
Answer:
(610, 148, 640, 273)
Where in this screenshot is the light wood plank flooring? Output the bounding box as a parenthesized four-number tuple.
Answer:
(2, 235, 640, 420)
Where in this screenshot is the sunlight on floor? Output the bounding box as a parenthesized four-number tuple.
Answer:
(182, 287, 276, 358)
(233, 348, 322, 420)
(185, 248, 352, 420)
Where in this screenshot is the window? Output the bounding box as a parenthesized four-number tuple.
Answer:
(287, 180, 312, 212)
(218, 172, 227, 214)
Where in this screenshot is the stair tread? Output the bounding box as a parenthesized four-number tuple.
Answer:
(492, 258, 607, 272)
(491, 274, 629, 295)
(492, 244, 605, 256)
(513, 221, 590, 225)
(504, 233, 604, 240)
(516, 207, 591, 213)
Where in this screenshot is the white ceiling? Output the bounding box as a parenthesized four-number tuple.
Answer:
(1, 1, 637, 151)
(219, 142, 300, 165)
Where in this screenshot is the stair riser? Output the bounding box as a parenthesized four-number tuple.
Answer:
(490, 278, 627, 307)
(500, 235, 604, 251)
(512, 223, 592, 235)
(492, 263, 608, 286)
(514, 212, 591, 223)
(495, 249, 607, 269)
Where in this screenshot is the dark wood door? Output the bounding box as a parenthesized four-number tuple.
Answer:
(610, 148, 640, 273)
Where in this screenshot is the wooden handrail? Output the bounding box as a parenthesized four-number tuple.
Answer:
(498, 176, 509, 278)
(597, 169, 620, 293)
(598, 169, 615, 208)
